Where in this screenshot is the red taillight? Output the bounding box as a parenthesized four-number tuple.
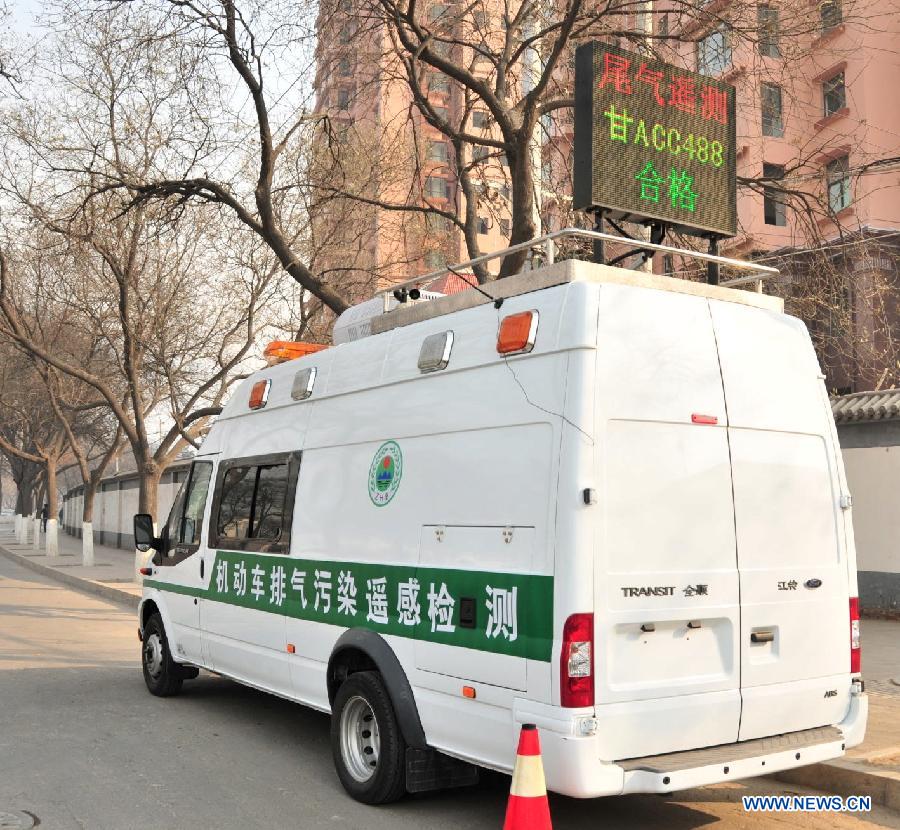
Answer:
(849, 597, 861, 674)
(560, 612, 594, 708)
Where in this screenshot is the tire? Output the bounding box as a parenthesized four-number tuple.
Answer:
(141, 612, 184, 697)
(331, 671, 407, 804)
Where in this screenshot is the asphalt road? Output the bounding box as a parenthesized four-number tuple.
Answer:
(0, 554, 897, 830)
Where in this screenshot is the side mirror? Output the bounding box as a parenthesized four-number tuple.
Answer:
(134, 513, 156, 552)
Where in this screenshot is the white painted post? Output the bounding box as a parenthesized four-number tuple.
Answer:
(45, 518, 59, 558)
(13, 513, 21, 541)
(32, 515, 41, 550)
(19, 514, 27, 545)
(82, 521, 94, 567)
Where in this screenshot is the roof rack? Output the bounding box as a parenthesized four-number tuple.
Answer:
(376, 228, 780, 310)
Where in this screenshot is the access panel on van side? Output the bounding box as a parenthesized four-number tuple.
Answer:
(413, 524, 551, 692)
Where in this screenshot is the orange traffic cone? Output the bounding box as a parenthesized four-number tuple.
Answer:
(503, 724, 552, 830)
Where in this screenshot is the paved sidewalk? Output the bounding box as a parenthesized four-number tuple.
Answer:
(0, 522, 141, 607)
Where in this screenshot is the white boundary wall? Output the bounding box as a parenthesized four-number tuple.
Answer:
(61, 464, 190, 550)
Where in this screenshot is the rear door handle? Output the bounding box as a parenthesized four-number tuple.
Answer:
(751, 630, 775, 643)
(200, 557, 204, 579)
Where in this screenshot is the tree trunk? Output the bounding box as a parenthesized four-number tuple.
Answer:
(82, 482, 97, 567)
(33, 481, 45, 550)
(137, 460, 162, 520)
(45, 459, 59, 558)
(499, 139, 538, 278)
(135, 461, 162, 582)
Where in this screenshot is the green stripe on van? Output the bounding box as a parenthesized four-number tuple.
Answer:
(145, 551, 554, 662)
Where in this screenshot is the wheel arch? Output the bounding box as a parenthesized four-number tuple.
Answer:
(327, 629, 427, 749)
(138, 592, 174, 642)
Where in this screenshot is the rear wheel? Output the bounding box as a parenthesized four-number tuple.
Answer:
(331, 671, 407, 804)
(142, 613, 184, 697)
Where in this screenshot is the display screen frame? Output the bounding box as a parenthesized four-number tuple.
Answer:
(573, 41, 737, 238)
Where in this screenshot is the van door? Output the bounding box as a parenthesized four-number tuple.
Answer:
(155, 459, 214, 664)
(201, 453, 300, 698)
(594, 285, 742, 760)
(709, 301, 851, 741)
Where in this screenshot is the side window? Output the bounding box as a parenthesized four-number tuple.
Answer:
(158, 461, 214, 564)
(217, 467, 255, 539)
(252, 465, 288, 539)
(180, 462, 213, 545)
(163, 475, 188, 546)
(210, 453, 298, 553)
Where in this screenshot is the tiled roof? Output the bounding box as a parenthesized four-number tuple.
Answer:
(831, 389, 900, 424)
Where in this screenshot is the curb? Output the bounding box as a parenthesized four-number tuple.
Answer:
(774, 758, 900, 810)
(0, 543, 140, 610)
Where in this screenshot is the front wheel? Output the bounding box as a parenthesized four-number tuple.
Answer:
(142, 613, 184, 697)
(331, 671, 407, 804)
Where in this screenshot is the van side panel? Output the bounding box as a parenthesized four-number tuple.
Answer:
(284, 290, 571, 770)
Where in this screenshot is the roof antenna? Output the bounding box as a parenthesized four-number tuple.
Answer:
(446, 265, 503, 309)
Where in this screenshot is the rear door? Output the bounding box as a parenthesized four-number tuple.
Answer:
(709, 301, 851, 741)
(594, 285, 742, 760)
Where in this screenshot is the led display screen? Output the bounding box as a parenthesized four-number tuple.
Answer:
(573, 42, 737, 238)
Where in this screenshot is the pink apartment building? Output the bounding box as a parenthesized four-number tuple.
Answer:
(316, 0, 900, 390)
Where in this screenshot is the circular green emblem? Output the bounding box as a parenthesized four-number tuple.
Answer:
(368, 441, 403, 506)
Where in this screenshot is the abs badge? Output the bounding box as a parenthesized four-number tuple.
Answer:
(368, 441, 403, 506)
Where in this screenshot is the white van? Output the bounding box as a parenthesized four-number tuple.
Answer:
(135, 255, 867, 804)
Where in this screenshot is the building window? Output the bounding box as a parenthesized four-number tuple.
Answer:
(427, 140, 449, 162)
(337, 88, 351, 110)
(697, 25, 731, 75)
(472, 110, 490, 129)
(472, 146, 489, 163)
(431, 105, 449, 122)
(499, 218, 510, 236)
(820, 0, 842, 30)
(424, 250, 445, 268)
(428, 4, 449, 23)
(339, 25, 354, 43)
(431, 40, 451, 57)
(662, 254, 674, 275)
(337, 57, 352, 76)
(426, 213, 451, 233)
(498, 183, 511, 200)
(823, 71, 846, 117)
(826, 155, 851, 212)
(425, 176, 450, 199)
(429, 72, 450, 93)
(477, 217, 489, 234)
(472, 7, 487, 28)
(658, 13, 668, 36)
(757, 5, 781, 57)
(763, 163, 787, 226)
(761, 83, 783, 137)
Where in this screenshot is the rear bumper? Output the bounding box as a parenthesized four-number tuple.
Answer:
(523, 690, 868, 798)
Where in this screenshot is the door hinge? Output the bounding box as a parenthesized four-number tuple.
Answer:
(840, 493, 853, 510)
